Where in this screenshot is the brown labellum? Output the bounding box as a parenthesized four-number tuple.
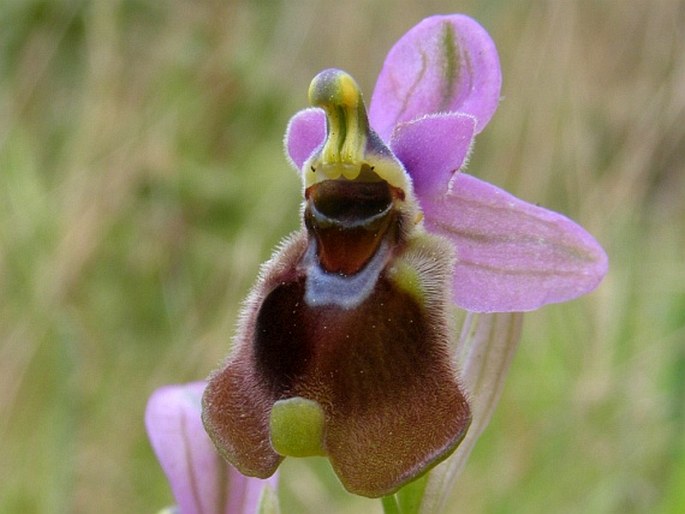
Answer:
(202, 69, 471, 498)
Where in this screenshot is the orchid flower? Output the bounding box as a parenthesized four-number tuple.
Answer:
(145, 382, 279, 514)
(201, 14, 607, 500)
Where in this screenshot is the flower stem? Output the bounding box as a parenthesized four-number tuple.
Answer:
(381, 494, 401, 514)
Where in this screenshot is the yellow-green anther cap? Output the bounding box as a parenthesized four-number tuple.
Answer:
(304, 69, 411, 192)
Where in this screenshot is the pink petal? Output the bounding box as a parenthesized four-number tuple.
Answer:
(369, 14, 502, 141)
(390, 113, 475, 198)
(284, 108, 326, 170)
(422, 174, 608, 312)
(145, 382, 277, 514)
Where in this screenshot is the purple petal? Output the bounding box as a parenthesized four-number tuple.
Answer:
(421, 312, 523, 514)
(145, 382, 277, 514)
(422, 173, 608, 312)
(369, 14, 502, 141)
(284, 108, 326, 170)
(390, 113, 475, 198)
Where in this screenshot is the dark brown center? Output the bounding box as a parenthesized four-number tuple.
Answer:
(304, 179, 403, 275)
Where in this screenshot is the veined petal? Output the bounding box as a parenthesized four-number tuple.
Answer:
(284, 108, 326, 170)
(390, 113, 475, 198)
(419, 312, 523, 514)
(369, 14, 501, 141)
(422, 173, 608, 312)
(146, 382, 224, 514)
(145, 382, 278, 514)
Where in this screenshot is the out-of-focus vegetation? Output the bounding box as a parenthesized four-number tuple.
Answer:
(0, 1, 683, 513)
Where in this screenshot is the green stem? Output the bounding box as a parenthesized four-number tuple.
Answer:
(395, 473, 429, 514)
(381, 494, 401, 514)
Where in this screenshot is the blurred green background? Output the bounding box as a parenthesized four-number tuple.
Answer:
(1, 0, 683, 513)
